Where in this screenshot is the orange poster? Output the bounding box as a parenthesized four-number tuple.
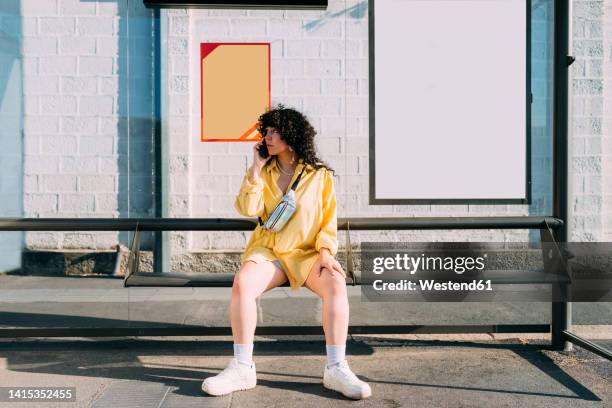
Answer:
(201, 43, 271, 142)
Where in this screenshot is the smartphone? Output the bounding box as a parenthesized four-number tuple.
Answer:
(257, 139, 269, 158)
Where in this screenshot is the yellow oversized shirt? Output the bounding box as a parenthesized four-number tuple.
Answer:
(233, 157, 338, 290)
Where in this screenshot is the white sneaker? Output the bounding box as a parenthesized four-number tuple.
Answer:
(323, 359, 372, 399)
(201, 358, 257, 396)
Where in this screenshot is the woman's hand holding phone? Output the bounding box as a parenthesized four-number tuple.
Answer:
(253, 140, 271, 168)
(249, 140, 272, 183)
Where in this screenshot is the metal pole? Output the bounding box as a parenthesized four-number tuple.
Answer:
(551, 0, 572, 352)
(153, 8, 165, 274)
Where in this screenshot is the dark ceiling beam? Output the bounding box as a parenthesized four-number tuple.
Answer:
(143, 0, 328, 10)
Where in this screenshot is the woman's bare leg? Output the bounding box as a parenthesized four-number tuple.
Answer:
(303, 265, 349, 345)
(302, 264, 371, 399)
(231, 260, 288, 344)
(202, 260, 287, 396)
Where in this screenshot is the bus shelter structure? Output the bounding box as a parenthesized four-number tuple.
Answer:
(1, 0, 610, 364)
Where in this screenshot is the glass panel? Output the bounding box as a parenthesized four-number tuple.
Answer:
(530, 0, 555, 219)
(335, 0, 556, 328)
(0, 0, 156, 330)
(128, 0, 559, 331)
(0, 0, 565, 333)
(128, 3, 357, 326)
(0, 1, 24, 279)
(572, 281, 612, 356)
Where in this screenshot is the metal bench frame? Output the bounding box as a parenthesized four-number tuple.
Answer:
(1, 216, 609, 362)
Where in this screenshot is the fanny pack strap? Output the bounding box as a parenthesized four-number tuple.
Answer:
(290, 162, 307, 191)
(258, 162, 307, 227)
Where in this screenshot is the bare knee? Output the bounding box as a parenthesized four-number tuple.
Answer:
(232, 269, 256, 299)
(321, 268, 347, 299)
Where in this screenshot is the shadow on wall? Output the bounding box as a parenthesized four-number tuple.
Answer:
(302, 0, 367, 30)
(0, 0, 24, 272)
(82, 0, 156, 250)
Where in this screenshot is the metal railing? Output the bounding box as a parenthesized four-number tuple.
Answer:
(1, 215, 610, 361)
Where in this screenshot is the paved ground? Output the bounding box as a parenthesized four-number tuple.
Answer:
(0, 335, 610, 408)
(0, 275, 610, 407)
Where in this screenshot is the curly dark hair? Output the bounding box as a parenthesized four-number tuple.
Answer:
(256, 103, 335, 175)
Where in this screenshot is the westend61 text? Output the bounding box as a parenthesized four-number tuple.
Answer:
(372, 279, 493, 291)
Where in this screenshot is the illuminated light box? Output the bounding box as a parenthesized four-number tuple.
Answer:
(370, 0, 530, 204)
(200, 43, 270, 142)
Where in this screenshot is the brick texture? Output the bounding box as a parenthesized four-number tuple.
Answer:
(21, 0, 154, 249)
(15, 0, 611, 255)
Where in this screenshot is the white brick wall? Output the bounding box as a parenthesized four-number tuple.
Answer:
(21, 0, 154, 249)
(21, 0, 114, 202)
(15, 0, 612, 254)
(571, 0, 606, 241)
(181, 0, 524, 253)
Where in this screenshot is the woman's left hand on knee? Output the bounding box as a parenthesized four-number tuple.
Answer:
(318, 253, 346, 278)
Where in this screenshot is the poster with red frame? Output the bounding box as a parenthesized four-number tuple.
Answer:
(200, 43, 271, 142)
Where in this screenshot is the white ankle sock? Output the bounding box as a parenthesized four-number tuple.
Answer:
(233, 343, 253, 366)
(326, 344, 345, 368)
